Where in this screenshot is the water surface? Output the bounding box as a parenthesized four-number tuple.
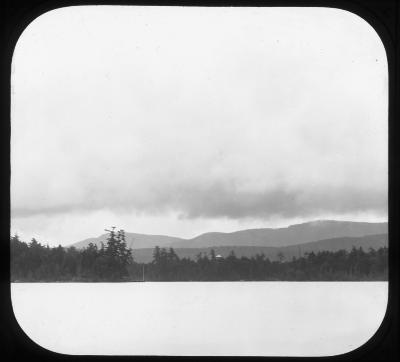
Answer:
(11, 282, 387, 356)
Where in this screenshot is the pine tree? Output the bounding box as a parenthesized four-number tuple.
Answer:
(102, 227, 133, 281)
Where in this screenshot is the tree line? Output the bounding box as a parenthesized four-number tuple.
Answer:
(10, 228, 133, 282)
(10, 229, 388, 282)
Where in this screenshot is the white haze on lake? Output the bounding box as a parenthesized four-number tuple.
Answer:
(11, 282, 388, 356)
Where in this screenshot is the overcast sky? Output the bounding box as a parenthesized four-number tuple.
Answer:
(11, 6, 387, 246)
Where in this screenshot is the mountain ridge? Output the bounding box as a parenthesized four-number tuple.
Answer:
(71, 220, 388, 250)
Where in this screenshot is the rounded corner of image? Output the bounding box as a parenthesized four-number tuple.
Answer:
(11, 5, 80, 65)
(327, 284, 389, 358)
(10, 284, 76, 357)
(324, 5, 389, 67)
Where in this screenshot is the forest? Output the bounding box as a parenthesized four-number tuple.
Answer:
(10, 228, 388, 282)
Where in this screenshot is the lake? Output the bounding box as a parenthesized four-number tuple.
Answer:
(11, 282, 387, 356)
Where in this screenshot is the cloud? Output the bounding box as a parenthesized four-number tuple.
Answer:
(11, 6, 388, 242)
(12, 180, 387, 221)
(173, 184, 387, 220)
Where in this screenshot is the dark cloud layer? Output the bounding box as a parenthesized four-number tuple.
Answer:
(13, 182, 387, 220)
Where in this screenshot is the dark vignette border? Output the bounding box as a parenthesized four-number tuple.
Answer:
(1, 0, 398, 361)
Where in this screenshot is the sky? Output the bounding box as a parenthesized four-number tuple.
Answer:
(10, 6, 388, 246)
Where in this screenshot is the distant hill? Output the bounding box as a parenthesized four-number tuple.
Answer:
(169, 220, 388, 248)
(131, 233, 388, 263)
(72, 232, 182, 250)
(71, 220, 388, 250)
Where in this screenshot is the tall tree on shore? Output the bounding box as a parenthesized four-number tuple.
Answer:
(102, 227, 133, 281)
(152, 246, 161, 264)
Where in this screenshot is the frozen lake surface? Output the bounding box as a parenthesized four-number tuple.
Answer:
(11, 282, 387, 356)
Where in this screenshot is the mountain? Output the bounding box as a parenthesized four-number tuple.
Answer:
(72, 233, 183, 250)
(169, 220, 388, 248)
(131, 233, 388, 263)
(71, 220, 388, 250)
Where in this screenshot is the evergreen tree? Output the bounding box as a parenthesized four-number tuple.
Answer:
(102, 227, 133, 281)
